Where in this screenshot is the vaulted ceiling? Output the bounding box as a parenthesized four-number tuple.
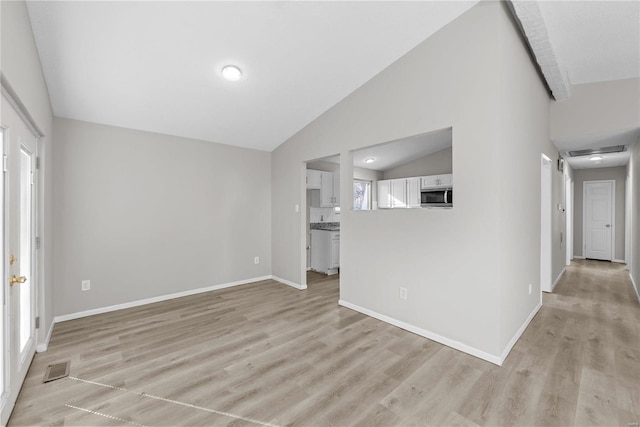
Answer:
(27, 1, 640, 155)
(26, 1, 477, 152)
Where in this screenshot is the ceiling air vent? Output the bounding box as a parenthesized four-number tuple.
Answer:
(566, 145, 626, 157)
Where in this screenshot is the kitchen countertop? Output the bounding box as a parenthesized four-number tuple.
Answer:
(310, 222, 340, 232)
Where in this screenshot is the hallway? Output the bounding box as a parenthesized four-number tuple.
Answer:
(531, 259, 640, 425)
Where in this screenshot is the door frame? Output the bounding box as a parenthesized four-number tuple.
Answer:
(582, 179, 615, 261)
(540, 154, 552, 293)
(1, 78, 45, 426)
(565, 175, 573, 266)
(0, 124, 7, 417)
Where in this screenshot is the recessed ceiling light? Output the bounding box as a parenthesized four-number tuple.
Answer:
(364, 157, 375, 164)
(589, 155, 604, 161)
(221, 65, 242, 81)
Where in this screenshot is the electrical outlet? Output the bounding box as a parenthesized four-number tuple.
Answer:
(295, 204, 300, 213)
(528, 283, 532, 295)
(399, 287, 408, 300)
(81, 280, 91, 291)
(254, 257, 260, 264)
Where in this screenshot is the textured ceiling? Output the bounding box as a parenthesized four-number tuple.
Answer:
(538, 0, 640, 85)
(27, 1, 477, 152)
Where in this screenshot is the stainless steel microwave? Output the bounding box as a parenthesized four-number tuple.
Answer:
(421, 188, 452, 208)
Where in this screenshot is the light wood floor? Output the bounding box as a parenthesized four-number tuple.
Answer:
(9, 260, 640, 426)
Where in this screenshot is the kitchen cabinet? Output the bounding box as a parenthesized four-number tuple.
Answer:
(330, 235, 340, 269)
(306, 169, 322, 189)
(311, 229, 340, 275)
(406, 177, 421, 208)
(378, 180, 392, 208)
(320, 171, 340, 207)
(378, 177, 421, 209)
(390, 179, 407, 208)
(421, 174, 452, 189)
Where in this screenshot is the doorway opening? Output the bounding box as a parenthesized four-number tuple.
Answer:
(304, 155, 341, 288)
(541, 154, 552, 293)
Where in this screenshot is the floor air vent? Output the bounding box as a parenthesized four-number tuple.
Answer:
(43, 361, 70, 383)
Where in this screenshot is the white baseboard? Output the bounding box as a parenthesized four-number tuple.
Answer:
(499, 301, 542, 364)
(54, 275, 273, 323)
(36, 321, 55, 353)
(551, 267, 565, 292)
(338, 299, 502, 366)
(272, 275, 307, 290)
(630, 273, 640, 304)
(574, 256, 585, 260)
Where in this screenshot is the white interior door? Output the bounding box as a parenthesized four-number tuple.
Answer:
(1, 96, 38, 425)
(584, 181, 613, 261)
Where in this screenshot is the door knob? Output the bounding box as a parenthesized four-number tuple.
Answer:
(9, 275, 27, 286)
(605, 224, 611, 228)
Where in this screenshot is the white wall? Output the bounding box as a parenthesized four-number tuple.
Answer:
(53, 118, 271, 316)
(573, 167, 626, 261)
(272, 2, 552, 361)
(495, 4, 557, 352)
(551, 78, 640, 140)
(1, 0, 55, 348)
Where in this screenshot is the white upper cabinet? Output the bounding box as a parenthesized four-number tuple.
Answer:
(306, 169, 322, 189)
(378, 177, 423, 209)
(378, 178, 410, 209)
(390, 179, 407, 208)
(378, 180, 392, 209)
(333, 172, 340, 206)
(406, 177, 421, 208)
(421, 173, 452, 189)
(320, 171, 340, 207)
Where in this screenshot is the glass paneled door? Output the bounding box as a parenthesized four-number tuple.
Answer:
(1, 95, 38, 425)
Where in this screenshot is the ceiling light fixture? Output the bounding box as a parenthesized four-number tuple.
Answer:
(589, 155, 604, 161)
(221, 65, 242, 81)
(364, 157, 375, 164)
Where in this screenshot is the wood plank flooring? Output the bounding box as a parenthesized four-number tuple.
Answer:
(8, 260, 640, 426)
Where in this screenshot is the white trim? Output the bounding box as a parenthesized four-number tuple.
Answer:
(338, 300, 502, 365)
(630, 273, 640, 304)
(272, 275, 307, 290)
(36, 321, 54, 353)
(574, 255, 585, 260)
(613, 259, 626, 264)
(54, 276, 273, 323)
(1, 74, 45, 137)
(499, 302, 542, 363)
(551, 267, 565, 292)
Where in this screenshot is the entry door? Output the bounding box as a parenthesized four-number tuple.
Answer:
(584, 181, 613, 261)
(1, 96, 38, 424)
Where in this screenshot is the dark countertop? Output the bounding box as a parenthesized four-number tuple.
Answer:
(310, 222, 340, 232)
